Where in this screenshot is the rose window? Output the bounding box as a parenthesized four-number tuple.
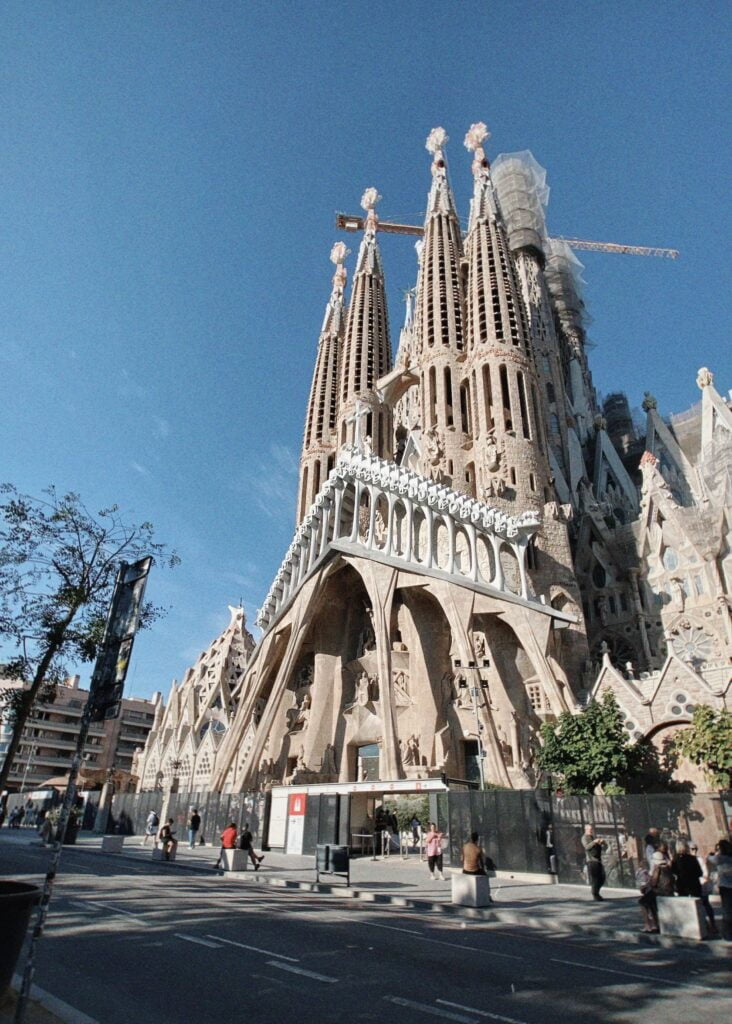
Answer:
(670, 626, 715, 667)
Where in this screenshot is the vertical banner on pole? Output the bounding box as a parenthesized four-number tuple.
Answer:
(88, 557, 152, 721)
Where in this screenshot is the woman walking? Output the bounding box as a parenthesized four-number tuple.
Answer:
(425, 822, 446, 881)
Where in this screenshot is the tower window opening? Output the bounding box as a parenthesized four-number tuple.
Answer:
(312, 461, 321, 495)
(483, 365, 494, 431)
(429, 366, 437, 426)
(366, 412, 373, 439)
(517, 371, 531, 439)
(499, 365, 512, 431)
(529, 473, 536, 491)
(460, 381, 471, 434)
(510, 467, 516, 486)
(546, 381, 556, 405)
(444, 366, 454, 427)
(447, 459, 453, 475)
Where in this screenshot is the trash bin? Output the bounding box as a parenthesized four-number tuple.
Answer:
(315, 844, 349, 885)
(0, 880, 41, 999)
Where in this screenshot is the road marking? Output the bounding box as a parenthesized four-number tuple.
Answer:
(265, 961, 338, 983)
(175, 933, 223, 949)
(385, 996, 477, 1023)
(335, 916, 522, 960)
(205, 935, 299, 962)
(437, 1000, 530, 1024)
(70, 900, 143, 922)
(549, 958, 717, 992)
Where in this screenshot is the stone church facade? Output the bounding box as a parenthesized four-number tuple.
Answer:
(135, 124, 731, 795)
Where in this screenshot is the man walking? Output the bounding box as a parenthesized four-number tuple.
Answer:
(141, 809, 159, 847)
(215, 821, 238, 870)
(188, 808, 201, 848)
(238, 822, 265, 870)
(581, 823, 606, 901)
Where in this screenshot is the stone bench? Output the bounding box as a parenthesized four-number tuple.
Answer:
(152, 846, 176, 862)
(451, 873, 492, 908)
(222, 849, 249, 871)
(101, 835, 125, 853)
(657, 896, 708, 939)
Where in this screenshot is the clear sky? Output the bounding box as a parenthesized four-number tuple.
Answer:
(2, 1, 730, 702)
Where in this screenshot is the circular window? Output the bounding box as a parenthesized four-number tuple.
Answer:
(671, 704, 683, 715)
(674, 692, 687, 703)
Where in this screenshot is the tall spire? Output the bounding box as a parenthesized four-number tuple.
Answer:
(463, 120, 548, 507)
(296, 243, 348, 522)
(336, 188, 392, 458)
(414, 127, 466, 353)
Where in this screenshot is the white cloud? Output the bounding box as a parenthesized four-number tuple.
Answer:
(130, 460, 151, 477)
(238, 442, 299, 521)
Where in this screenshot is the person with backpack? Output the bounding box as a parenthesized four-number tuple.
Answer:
(188, 808, 201, 848)
(158, 818, 178, 861)
(141, 809, 159, 847)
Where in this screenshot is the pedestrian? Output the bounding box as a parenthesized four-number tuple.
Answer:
(581, 824, 606, 901)
(238, 822, 265, 870)
(691, 842, 718, 935)
(0, 802, 6, 829)
(141, 809, 160, 846)
(650, 844, 675, 896)
(215, 821, 238, 870)
(425, 822, 446, 881)
(644, 828, 660, 869)
(671, 840, 702, 897)
(709, 838, 732, 941)
(39, 815, 53, 847)
(410, 815, 421, 849)
(462, 830, 493, 901)
(158, 818, 178, 861)
(188, 808, 201, 848)
(636, 862, 659, 933)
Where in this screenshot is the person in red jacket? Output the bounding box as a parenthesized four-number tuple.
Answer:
(215, 822, 237, 869)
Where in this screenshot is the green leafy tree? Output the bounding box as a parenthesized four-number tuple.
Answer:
(0, 485, 178, 793)
(537, 690, 640, 794)
(673, 705, 732, 789)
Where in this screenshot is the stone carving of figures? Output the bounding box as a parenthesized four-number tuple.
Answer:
(597, 597, 608, 625)
(484, 431, 501, 473)
(363, 434, 372, 456)
(296, 746, 308, 772)
(321, 743, 337, 775)
(402, 734, 419, 766)
(423, 425, 445, 481)
(355, 670, 371, 706)
(440, 670, 454, 705)
(669, 577, 686, 611)
(368, 673, 379, 702)
(253, 697, 265, 726)
(473, 633, 486, 659)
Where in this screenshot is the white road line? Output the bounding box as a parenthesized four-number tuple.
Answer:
(265, 961, 338, 983)
(334, 916, 522, 960)
(385, 996, 477, 1023)
(70, 900, 143, 922)
(437, 999, 530, 1024)
(205, 935, 299, 962)
(549, 958, 717, 992)
(92, 901, 143, 919)
(175, 933, 223, 949)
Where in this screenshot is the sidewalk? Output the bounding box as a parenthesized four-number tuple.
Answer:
(62, 832, 729, 955)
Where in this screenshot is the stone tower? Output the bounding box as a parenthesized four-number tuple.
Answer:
(413, 128, 469, 491)
(296, 243, 348, 522)
(462, 122, 549, 509)
(336, 188, 393, 459)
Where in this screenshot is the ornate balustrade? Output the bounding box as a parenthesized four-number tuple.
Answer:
(256, 448, 542, 630)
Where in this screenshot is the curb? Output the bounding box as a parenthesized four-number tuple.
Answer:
(11, 976, 100, 1024)
(74, 844, 731, 957)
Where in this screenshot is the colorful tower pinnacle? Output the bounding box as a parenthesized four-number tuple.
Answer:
(337, 187, 392, 458)
(296, 243, 349, 522)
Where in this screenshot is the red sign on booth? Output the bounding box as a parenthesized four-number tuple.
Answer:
(288, 793, 307, 816)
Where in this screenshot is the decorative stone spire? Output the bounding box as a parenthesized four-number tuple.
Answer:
(297, 244, 349, 522)
(462, 120, 549, 508)
(336, 188, 392, 458)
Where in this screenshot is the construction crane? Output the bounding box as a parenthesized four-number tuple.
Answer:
(335, 213, 679, 259)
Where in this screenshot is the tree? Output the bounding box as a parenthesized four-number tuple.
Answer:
(673, 705, 732, 789)
(0, 484, 178, 794)
(536, 690, 640, 794)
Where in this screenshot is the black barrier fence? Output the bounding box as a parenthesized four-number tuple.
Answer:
(439, 789, 730, 888)
(100, 787, 731, 889)
(107, 789, 268, 850)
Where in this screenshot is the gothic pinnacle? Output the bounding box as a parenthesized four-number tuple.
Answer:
(329, 241, 349, 296)
(464, 121, 491, 177)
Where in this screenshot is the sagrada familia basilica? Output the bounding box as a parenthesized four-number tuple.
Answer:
(135, 124, 731, 796)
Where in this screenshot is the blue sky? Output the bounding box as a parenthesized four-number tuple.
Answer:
(2, 2, 730, 701)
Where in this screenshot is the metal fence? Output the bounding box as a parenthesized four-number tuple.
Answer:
(439, 789, 730, 888)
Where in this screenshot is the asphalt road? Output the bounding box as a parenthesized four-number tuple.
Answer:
(1, 838, 729, 1024)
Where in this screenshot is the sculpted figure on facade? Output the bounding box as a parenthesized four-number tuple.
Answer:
(423, 425, 445, 481)
(402, 734, 420, 766)
(321, 743, 337, 775)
